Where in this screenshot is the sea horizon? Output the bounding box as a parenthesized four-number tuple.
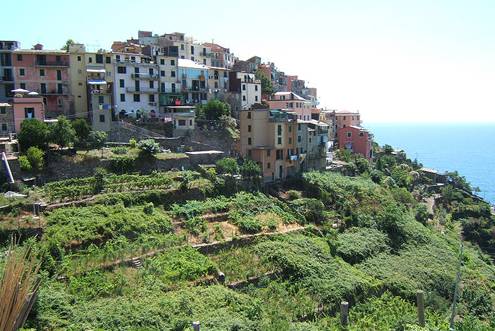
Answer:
(368, 122, 495, 204)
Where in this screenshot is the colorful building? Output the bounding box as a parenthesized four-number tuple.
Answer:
(296, 119, 329, 170)
(337, 125, 373, 160)
(266, 92, 312, 120)
(177, 59, 209, 105)
(12, 45, 71, 118)
(202, 42, 236, 68)
(11, 90, 45, 132)
(227, 71, 261, 116)
(0, 40, 19, 103)
(239, 108, 300, 182)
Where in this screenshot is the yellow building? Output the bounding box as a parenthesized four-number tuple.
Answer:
(239, 109, 299, 182)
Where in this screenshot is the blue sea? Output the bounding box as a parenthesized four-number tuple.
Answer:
(367, 123, 495, 205)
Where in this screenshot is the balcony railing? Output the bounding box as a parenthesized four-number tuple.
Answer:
(36, 61, 69, 67)
(181, 86, 207, 92)
(125, 87, 158, 94)
(131, 73, 159, 80)
(90, 88, 111, 95)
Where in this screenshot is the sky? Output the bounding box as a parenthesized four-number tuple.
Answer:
(3, 0, 495, 123)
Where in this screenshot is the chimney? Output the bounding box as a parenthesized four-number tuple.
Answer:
(33, 43, 43, 50)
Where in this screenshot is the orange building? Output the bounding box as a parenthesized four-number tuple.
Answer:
(337, 125, 373, 160)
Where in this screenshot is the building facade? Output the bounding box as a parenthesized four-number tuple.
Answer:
(12, 46, 71, 118)
(0, 102, 14, 136)
(266, 92, 312, 120)
(11, 91, 45, 132)
(113, 53, 159, 118)
(239, 109, 299, 182)
(177, 59, 209, 105)
(203, 43, 236, 68)
(337, 125, 373, 160)
(227, 71, 261, 114)
(0, 41, 19, 103)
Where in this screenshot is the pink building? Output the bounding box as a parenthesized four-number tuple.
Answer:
(12, 46, 71, 118)
(266, 92, 312, 120)
(334, 110, 361, 130)
(337, 125, 373, 160)
(12, 91, 45, 132)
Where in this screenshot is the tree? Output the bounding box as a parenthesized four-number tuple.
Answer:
(72, 119, 91, 147)
(240, 159, 261, 179)
(197, 99, 231, 121)
(26, 147, 44, 172)
(255, 69, 274, 95)
(216, 157, 239, 175)
(88, 131, 107, 155)
(17, 119, 50, 151)
(61, 39, 75, 51)
(50, 116, 76, 148)
(137, 139, 160, 157)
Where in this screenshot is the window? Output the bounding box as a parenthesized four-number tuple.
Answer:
(160, 59, 165, 65)
(149, 68, 154, 76)
(106, 56, 111, 63)
(0, 107, 5, 114)
(190, 46, 194, 54)
(191, 56, 194, 61)
(248, 137, 252, 145)
(347, 132, 352, 138)
(97, 96, 104, 104)
(171, 71, 176, 77)
(120, 93, 125, 102)
(178, 119, 186, 126)
(77, 55, 81, 61)
(133, 94, 140, 102)
(242, 84, 246, 91)
(214, 82, 218, 88)
(96, 54, 103, 64)
(149, 94, 155, 102)
(116, 55, 121, 62)
(276, 150, 283, 160)
(99, 114, 105, 122)
(247, 112, 251, 119)
(20, 83, 26, 89)
(56, 70, 62, 80)
(17, 54, 23, 61)
(170, 59, 175, 65)
(298, 136, 301, 143)
(289, 125, 292, 132)
(267, 162, 271, 169)
(19, 68, 25, 76)
(131, 56, 136, 62)
(149, 80, 154, 89)
(277, 125, 282, 136)
(242, 95, 246, 101)
(203, 59, 206, 64)
(119, 79, 125, 88)
(288, 137, 292, 144)
(255, 85, 258, 91)
(248, 125, 251, 132)
(181, 44, 184, 50)
(277, 137, 282, 144)
(88, 57, 92, 63)
(56, 55, 61, 63)
(161, 70, 165, 77)
(161, 83, 165, 93)
(171, 83, 176, 93)
(255, 96, 258, 102)
(40, 83, 46, 94)
(189, 120, 193, 126)
(57, 83, 63, 94)
(24, 107, 35, 119)
(135, 80, 140, 91)
(117, 66, 126, 74)
(39, 69, 45, 76)
(359, 132, 364, 137)
(134, 67, 139, 74)
(1, 123, 6, 131)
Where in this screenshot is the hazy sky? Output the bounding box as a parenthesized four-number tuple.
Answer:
(3, 0, 495, 123)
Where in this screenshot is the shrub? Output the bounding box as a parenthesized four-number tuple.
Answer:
(18, 155, 32, 172)
(111, 146, 128, 155)
(108, 156, 135, 174)
(216, 157, 239, 175)
(18, 119, 50, 151)
(143, 202, 154, 215)
(26, 146, 44, 172)
(290, 198, 325, 224)
(240, 159, 261, 179)
(129, 138, 137, 148)
(236, 217, 262, 234)
(415, 204, 430, 224)
(93, 167, 107, 193)
(138, 139, 160, 156)
(336, 227, 389, 264)
(287, 190, 302, 200)
(50, 115, 76, 148)
(88, 131, 107, 150)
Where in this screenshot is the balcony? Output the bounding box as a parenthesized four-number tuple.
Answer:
(42, 89, 69, 96)
(36, 61, 69, 67)
(126, 87, 158, 94)
(89, 88, 111, 95)
(131, 73, 159, 80)
(0, 76, 14, 82)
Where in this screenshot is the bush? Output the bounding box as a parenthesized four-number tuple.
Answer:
(111, 146, 128, 155)
(129, 138, 137, 148)
(88, 131, 107, 150)
(236, 217, 262, 234)
(415, 204, 430, 224)
(19, 155, 32, 172)
(240, 159, 261, 179)
(26, 146, 44, 172)
(138, 139, 160, 156)
(93, 167, 107, 193)
(72, 118, 91, 147)
(50, 115, 76, 148)
(216, 157, 239, 175)
(18, 119, 50, 151)
(336, 227, 389, 264)
(287, 190, 302, 200)
(108, 156, 135, 174)
(290, 198, 325, 224)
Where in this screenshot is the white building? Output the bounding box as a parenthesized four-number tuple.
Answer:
(227, 71, 261, 115)
(113, 53, 159, 118)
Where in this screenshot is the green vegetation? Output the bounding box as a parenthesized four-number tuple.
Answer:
(2, 144, 495, 330)
(195, 99, 231, 120)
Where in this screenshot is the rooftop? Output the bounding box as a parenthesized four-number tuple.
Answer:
(178, 58, 209, 70)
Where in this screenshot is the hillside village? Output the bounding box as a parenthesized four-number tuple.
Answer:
(0, 32, 371, 184)
(1, 32, 495, 330)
